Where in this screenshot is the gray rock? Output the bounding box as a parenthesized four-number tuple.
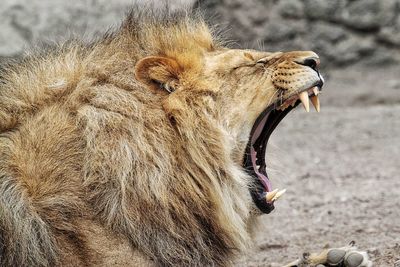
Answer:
(303, 0, 345, 21)
(277, 0, 304, 19)
(0, 0, 193, 58)
(310, 21, 346, 43)
(263, 21, 302, 43)
(378, 16, 400, 46)
(334, 37, 375, 64)
(344, 252, 364, 267)
(378, 27, 400, 46)
(327, 249, 346, 264)
(362, 46, 399, 66)
(0, 21, 27, 56)
(340, 0, 397, 31)
(387, 79, 400, 90)
(196, 0, 400, 68)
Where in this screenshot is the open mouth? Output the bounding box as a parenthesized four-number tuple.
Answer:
(243, 81, 323, 213)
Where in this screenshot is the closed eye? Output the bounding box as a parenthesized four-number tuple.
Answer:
(256, 59, 268, 64)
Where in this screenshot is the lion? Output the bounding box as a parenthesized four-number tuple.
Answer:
(0, 5, 371, 267)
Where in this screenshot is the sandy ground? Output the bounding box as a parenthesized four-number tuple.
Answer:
(240, 65, 400, 266)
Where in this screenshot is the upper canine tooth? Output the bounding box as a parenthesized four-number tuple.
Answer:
(299, 91, 310, 112)
(313, 87, 319, 96)
(310, 95, 320, 112)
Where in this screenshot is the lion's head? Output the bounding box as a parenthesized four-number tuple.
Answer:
(132, 11, 324, 215)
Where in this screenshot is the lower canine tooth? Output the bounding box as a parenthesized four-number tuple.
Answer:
(272, 189, 287, 201)
(266, 189, 279, 202)
(299, 91, 310, 112)
(310, 95, 320, 112)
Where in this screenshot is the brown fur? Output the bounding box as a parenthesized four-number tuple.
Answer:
(0, 5, 321, 267)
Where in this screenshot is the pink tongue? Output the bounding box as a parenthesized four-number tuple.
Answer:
(250, 147, 272, 191)
(251, 114, 269, 143)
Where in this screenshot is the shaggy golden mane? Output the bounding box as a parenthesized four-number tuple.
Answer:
(0, 7, 221, 133)
(0, 6, 250, 267)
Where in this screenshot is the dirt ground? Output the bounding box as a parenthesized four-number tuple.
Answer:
(240, 65, 400, 266)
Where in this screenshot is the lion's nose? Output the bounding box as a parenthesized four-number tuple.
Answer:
(296, 56, 320, 71)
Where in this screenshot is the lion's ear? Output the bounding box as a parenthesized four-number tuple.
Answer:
(135, 56, 181, 93)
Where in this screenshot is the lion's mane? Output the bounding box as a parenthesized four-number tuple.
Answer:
(0, 5, 252, 267)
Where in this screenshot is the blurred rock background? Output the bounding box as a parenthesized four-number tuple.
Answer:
(0, 0, 191, 60)
(1, 0, 400, 68)
(196, 0, 400, 67)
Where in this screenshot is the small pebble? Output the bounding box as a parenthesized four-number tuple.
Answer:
(327, 249, 345, 264)
(344, 252, 363, 267)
